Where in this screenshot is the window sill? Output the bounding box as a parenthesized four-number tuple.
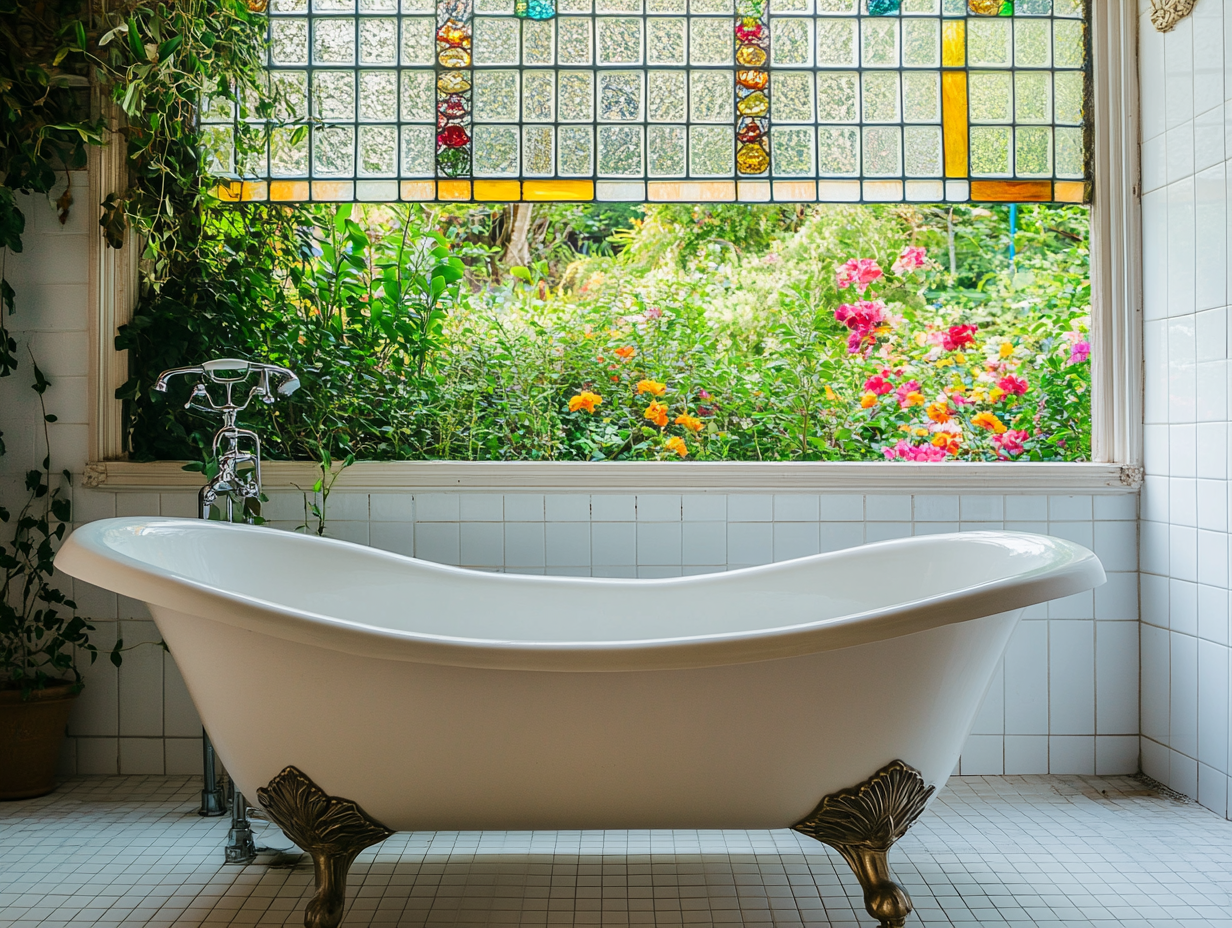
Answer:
(83, 460, 1142, 494)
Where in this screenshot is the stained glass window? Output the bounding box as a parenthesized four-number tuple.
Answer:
(206, 0, 1090, 204)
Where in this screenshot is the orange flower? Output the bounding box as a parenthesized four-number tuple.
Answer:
(614, 345, 636, 360)
(644, 400, 669, 427)
(674, 413, 703, 432)
(860, 392, 878, 409)
(931, 433, 962, 455)
(568, 391, 603, 413)
(903, 391, 925, 407)
(637, 379, 667, 396)
(665, 436, 688, 457)
(972, 411, 1007, 433)
(825, 386, 839, 401)
(926, 401, 950, 423)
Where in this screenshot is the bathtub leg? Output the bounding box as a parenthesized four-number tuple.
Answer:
(256, 766, 393, 928)
(792, 760, 936, 928)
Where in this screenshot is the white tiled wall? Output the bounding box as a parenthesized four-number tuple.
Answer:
(1139, 0, 1232, 820)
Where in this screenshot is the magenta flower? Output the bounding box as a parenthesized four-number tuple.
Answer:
(894, 379, 922, 408)
(863, 374, 894, 396)
(892, 246, 928, 275)
(835, 258, 884, 294)
(997, 374, 1028, 396)
(835, 299, 890, 355)
(883, 439, 948, 462)
(993, 429, 1029, 458)
(1068, 340, 1090, 365)
(941, 324, 978, 352)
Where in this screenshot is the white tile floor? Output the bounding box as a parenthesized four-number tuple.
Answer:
(1, 775, 1230, 928)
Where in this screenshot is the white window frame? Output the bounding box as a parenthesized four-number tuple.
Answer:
(83, 0, 1141, 495)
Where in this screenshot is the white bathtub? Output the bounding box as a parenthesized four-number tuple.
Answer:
(58, 517, 1104, 928)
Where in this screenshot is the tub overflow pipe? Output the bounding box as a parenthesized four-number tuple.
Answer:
(154, 358, 300, 862)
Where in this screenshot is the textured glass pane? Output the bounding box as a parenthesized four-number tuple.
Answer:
(359, 69, 398, 120)
(1054, 70, 1082, 125)
(598, 17, 643, 65)
(1055, 126, 1082, 177)
(970, 125, 1011, 175)
(772, 126, 814, 176)
(361, 0, 396, 9)
(598, 125, 643, 175)
(901, 18, 938, 67)
(817, 127, 859, 175)
(903, 124, 941, 175)
(271, 71, 308, 120)
(559, 0, 592, 10)
(313, 70, 356, 119)
(1014, 19, 1050, 68)
(599, 70, 644, 120)
(647, 125, 686, 176)
(967, 19, 1010, 67)
(558, 70, 594, 120)
(690, 17, 732, 65)
(523, 125, 554, 175)
(558, 126, 594, 174)
(474, 17, 520, 65)
(861, 126, 900, 176)
(816, 72, 858, 121)
(271, 19, 309, 65)
(861, 71, 899, 122)
(772, 0, 814, 11)
(473, 125, 520, 175)
(968, 71, 1011, 123)
(773, 18, 813, 67)
(902, 70, 938, 122)
(647, 17, 686, 65)
(1053, 0, 1080, 16)
(816, 0, 856, 10)
(313, 17, 356, 64)
(691, 0, 731, 11)
(474, 70, 520, 121)
(941, 0, 963, 12)
(646, 0, 684, 10)
(815, 17, 855, 67)
(201, 94, 234, 124)
(359, 18, 397, 64)
(1015, 0, 1051, 13)
(271, 127, 309, 176)
(400, 18, 435, 65)
(359, 125, 397, 175)
(598, 0, 642, 10)
(1053, 20, 1083, 68)
(273, 0, 308, 11)
(689, 125, 733, 176)
(557, 18, 593, 65)
(1014, 71, 1050, 123)
(522, 70, 555, 121)
(522, 20, 555, 65)
(201, 126, 234, 175)
(400, 70, 436, 121)
(1015, 126, 1051, 177)
(648, 70, 687, 121)
(900, 0, 938, 11)
(315, 0, 355, 9)
(476, 0, 512, 9)
(313, 125, 356, 176)
(401, 0, 434, 9)
(774, 71, 815, 122)
(400, 125, 435, 176)
(861, 18, 897, 67)
(689, 69, 730, 123)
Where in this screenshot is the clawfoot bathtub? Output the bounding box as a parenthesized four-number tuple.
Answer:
(58, 518, 1104, 928)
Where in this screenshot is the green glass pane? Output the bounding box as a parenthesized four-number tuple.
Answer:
(399, 70, 435, 122)
(773, 71, 815, 123)
(968, 71, 1012, 123)
(473, 125, 520, 175)
(1013, 18, 1050, 67)
(599, 70, 643, 120)
(690, 16, 733, 64)
(557, 70, 594, 120)
(359, 18, 397, 65)
(474, 70, 520, 122)
(901, 19, 939, 68)
(557, 18, 593, 65)
(558, 125, 594, 174)
(816, 72, 859, 122)
(861, 18, 898, 67)
(1014, 71, 1050, 124)
(312, 17, 355, 64)
(1014, 0, 1050, 13)
(647, 70, 687, 121)
(1054, 70, 1083, 125)
(647, 17, 686, 65)
(201, 126, 235, 175)
(689, 125, 733, 176)
(597, 125, 643, 175)
(359, 125, 397, 175)
(771, 126, 814, 176)
(523, 125, 555, 175)
(312, 125, 355, 176)
(597, 17, 643, 64)
(904, 124, 942, 175)
(1055, 126, 1083, 177)
(271, 126, 309, 176)
(522, 20, 555, 65)
(522, 70, 555, 121)
(271, 71, 308, 120)
(1053, 19, 1084, 68)
(689, 69, 731, 123)
(647, 124, 686, 176)
(969, 125, 1011, 175)
(1015, 126, 1051, 177)
(359, 70, 398, 121)
(815, 18, 854, 67)
(399, 18, 435, 66)
(861, 71, 900, 123)
(861, 125, 900, 175)
(967, 18, 1011, 66)
(817, 126, 859, 175)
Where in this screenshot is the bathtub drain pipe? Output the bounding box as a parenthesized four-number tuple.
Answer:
(200, 734, 226, 817)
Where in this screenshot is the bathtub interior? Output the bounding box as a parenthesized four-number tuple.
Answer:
(82, 518, 1095, 645)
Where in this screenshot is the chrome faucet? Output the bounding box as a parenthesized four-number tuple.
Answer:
(154, 358, 299, 862)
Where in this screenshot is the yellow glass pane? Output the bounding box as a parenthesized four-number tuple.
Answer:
(772, 181, 816, 202)
(1053, 181, 1088, 203)
(942, 20, 965, 67)
(215, 181, 266, 202)
(311, 181, 354, 201)
(522, 180, 595, 201)
(437, 180, 472, 201)
(214, 182, 243, 202)
(269, 181, 311, 201)
(400, 181, 436, 201)
(647, 181, 736, 201)
(737, 181, 771, 202)
(942, 71, 968, 178)
(474, 180, 522, 201)
(970, 180, 1052, 201)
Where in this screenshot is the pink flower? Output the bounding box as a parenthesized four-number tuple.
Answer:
(836, 258, 884, 294)
(942, 324, 978, 352)
(835, 300, 891, 355)
(1068, 340, 1090, 365)
(643, 306, 663, 320)
(882, 439, 948, 462)
(892, 246, 928, 275)
(997, 374, 1028, 396)
(761, 252, 782, 266)
(993, 429, 1029, 458)
(697, 388, 712, 400)
(894, 380, 922, 408)
(863, 374, 894, 396)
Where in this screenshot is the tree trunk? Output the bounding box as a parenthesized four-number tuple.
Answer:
(504, 203, 533, 268)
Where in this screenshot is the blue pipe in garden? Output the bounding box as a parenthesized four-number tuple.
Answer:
(1009, 203, 1018, 271)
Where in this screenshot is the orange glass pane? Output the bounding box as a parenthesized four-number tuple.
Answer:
(400, 180, 437, 201)
(269, 181, 310, 201)
(969, 180, 1053, 202)
(474, 180, 522, 201)
(1053, 181, 1088, 203)
(942, 20, 965, 68)
(214, 182, 242, 202)
(311, 181, 354, 201)
(437, 180, 472, 201)
(737, 180, 771, 202)
(942, 71, 968, 178)
(647, 181, 736, 201)
(522, 180, 595, 201)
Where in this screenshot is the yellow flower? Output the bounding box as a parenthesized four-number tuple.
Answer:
(904, 391, 925, 407)
(665, 436, 688, 457)
(955, 352, 967, 364)
(825, 385, 839, 401)
(999, 341, 1014, 359)
(674, 413, 703, 432)
(860, 392, 878, 409)
(568, 391, 602, 413)
(989, 386, 1007, 403)
(972, 411, 1007, 433)
(636, 379, 667, 396)
(926, 401, 950, 423)
(913, 427, 929, 437)
(644, 400, 669, 427)
(935, 357, 955, 368)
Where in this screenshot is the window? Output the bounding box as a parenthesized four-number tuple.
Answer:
(203, 0, 1091, 205)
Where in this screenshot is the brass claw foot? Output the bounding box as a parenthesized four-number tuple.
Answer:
(256, 767, 393, 928)
(792, 760, 935, 928)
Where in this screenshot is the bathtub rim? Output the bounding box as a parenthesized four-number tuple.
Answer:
(59, 518, 1104, 672)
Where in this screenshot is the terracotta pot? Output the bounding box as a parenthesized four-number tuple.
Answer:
(0, 682, 78, 800)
